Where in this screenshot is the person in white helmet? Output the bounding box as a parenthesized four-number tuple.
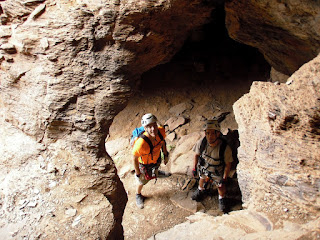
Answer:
(132, 113, 170, 209)
(191, 119, 233, 213)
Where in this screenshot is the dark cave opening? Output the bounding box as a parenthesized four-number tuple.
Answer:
(140, 6, 271, 90)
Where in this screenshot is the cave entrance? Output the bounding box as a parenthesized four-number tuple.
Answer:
(140, 7, 270, 90)
(107, 6, 270, 240)
(134, 6, 270, 210)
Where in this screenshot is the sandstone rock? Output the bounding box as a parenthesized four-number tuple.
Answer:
(169, 102, 194, 116)
(27, 3, 46, 20)
(170, 132, 202, 175)
(22, 0, 46, 7)
(1, 0, 319, 239)
(195, 115, 206, 121)
(165, 116, 186, 131)
(105, 137, 129, 156)
(0, 26, 11, 38)
(150, 210, 319, 240)
(270, 67, 289, 83)
(233, 54, 320, 221)
(225, 0, 320, 75)
(0, 43, 16, 53)
(65, 208, 77, 217)
(0, 1, 216, 238)
(170, 191, 204, 213)
(175, 127, 188, 137)
(167, 132, 176, 142)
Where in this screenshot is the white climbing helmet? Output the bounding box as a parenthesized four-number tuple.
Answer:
(204, 119, 220, 131)
(141, 113, 157, 127)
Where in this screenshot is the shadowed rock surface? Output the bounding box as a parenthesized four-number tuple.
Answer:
(0, 0, 319, 239)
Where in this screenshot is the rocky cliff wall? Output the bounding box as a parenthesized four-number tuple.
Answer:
(225, 0, 320, 75)
(0, 0, 319, 239)
(233, 54, 320, 226)
(0, 0, 216, 239)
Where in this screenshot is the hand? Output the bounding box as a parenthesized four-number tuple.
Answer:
(219, 178, 227, 187)
(135, 170, 141, 178)
(192, 168, 197, 177)
(135, 173, 144, 185)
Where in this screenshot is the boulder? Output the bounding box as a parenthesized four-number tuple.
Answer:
(0, 1, 216, 238)
(233, 54, 320, 221)
(165, 116, 187, 131)
(170, 132, 203, 175)
(225, 0, 320, 75)
(169, 102, 194, 116)
(149, 211, 319, 240)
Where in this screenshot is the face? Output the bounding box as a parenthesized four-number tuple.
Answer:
(205, 129, 220, 145)
(145, 122, 158, 138)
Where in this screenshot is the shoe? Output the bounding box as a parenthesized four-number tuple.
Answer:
(157, 170, 172, 178)
(219, 198, 226, 212)
(191, 188, 205, 202)
(136, 194, 144, 209)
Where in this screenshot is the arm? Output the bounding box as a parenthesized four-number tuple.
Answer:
(133, 155, 140, 176)
(219, 162, 231, 187)
(162, 141, 168, 156)
(222, 145, 233, 182)
(194, 154, 199, 170)
(193, 154, 200, 177)
(223, 162, 231, 181)
(162, 141, 169, 165)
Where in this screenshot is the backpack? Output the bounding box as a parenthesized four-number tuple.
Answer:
(130, 126, 145, 146)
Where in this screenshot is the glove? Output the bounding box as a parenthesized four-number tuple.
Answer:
(192, 168, 197, 177)
(219, 178, 227, 186)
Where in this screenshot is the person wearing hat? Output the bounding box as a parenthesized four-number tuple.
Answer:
(191, 119, 233, 212)
(132, 113, 170, 209)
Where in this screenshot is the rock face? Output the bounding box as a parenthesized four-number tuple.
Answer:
(1, 0, 320, 239)
(225, 0, 320, 75)
(233, 54, 320, 223)
(149, 211, 320, 240)
(0, 0, 216, 239)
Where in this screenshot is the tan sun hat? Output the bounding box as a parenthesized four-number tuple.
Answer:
(204, 119, 220, 131)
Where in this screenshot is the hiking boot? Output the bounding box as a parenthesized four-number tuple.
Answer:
(136, 194, 145, 209)
(219, 198, 227, 212)
(158, 170, 172, 178)
(191, 188, 205, 202)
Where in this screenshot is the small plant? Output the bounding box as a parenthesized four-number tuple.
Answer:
(167, 145, 175, 151)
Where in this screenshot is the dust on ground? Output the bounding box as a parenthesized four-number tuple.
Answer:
(120, 169, 243, 240)
(121, 174, 191, 240)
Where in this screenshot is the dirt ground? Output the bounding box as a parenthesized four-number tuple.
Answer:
(120, 169, 243, 240)
(121, 173, 191, 240)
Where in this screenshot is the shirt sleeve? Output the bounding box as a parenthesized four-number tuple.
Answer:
(192, 138, 203, 155)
